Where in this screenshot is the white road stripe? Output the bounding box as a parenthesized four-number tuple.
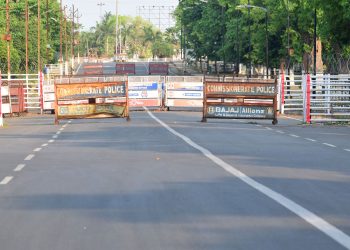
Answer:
(56, 131, 61, 135)
(256, 125, 262, 127)
(345, 149, 350, 152)
(63, 124, 68, 128)
(33, 148, 42, 152)
(52, 135, 58, 139)
(276, 130, 285, 134)
(145, 107, 350, 250)
(42, 143, 48, 147)
(290, 134, 300, 138)
(323, 143, 336, 148)
(305, 138, 317, 142)
(265, 127, 272, 130)
(0, 176, 13, 185)
(59, 128, 64, 131)
(14, 164, 26, 172)
(48, 140, 55, 143)
(24, 154, 35, 161)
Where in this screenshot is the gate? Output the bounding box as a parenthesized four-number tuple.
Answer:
(116, 63, 136, 75)
(149, 63, 169, 75)
(202, 79, 278, 124)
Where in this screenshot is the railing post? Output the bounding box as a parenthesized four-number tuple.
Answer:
(304, 74, 311, 124)
(39, 71, 44, 114)
(280, 72, 285, 114)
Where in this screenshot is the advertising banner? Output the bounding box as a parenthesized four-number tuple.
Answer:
(206, 105, 275, 119)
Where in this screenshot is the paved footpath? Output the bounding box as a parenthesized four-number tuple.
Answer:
(0, 112, 349, 250)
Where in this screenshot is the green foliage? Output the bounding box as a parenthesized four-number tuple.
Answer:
(0, 0, 63, 73)
(81, 13, 177, 59)
(175, 0, 350, 70)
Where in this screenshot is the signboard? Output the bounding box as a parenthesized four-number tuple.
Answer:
(128, 81, 161, 108)
(57, 82, 126, 100)
(55, 81, 129, 124)
(57, 104, 126, 117)
(165, 78, 204, 109)
(206, 105, 275, 119)
(202, 80, 278, 124)
(206, 82, 276, 96)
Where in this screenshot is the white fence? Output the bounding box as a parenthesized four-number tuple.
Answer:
(280, 74, 350, 123)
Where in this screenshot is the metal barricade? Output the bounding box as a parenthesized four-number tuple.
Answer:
(128, 76, 163, 109)
(165, 76, 203, 110)
(304, 74, 350, 123)
(279, 73, 304, 114)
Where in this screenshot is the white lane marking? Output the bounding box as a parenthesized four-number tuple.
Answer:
(63, 124, 68, 128)
(289, 134, 300, 138)
(48, 140, 55, 143)
(145, 107, 350, 249)
(276, 130, 285, 134)
(14, 164, 26, 172)
(256, 125, 262, 127)
(52, 135, 58, 139)
(42, 143, 48, 147)
(59, 128, 64, 131)
(265, 127, 273, 130)
(323, 143, 336, 148)
(345, 149, 350, 152)
(24, 154, 35, 161)
(305, 138, 317, 142)
(56, 131, 61, 135)
(0, 176, 13, 185)
(33, 148, 42, 152)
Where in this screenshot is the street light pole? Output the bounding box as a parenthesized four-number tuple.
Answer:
(248, 0, 251, 78)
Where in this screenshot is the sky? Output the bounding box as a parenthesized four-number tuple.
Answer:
(62, 0, 179, 31)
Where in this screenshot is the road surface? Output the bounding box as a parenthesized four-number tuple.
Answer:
(0, 112, 350, 249)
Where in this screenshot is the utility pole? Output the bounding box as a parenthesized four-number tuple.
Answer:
(115, 0, 119, 59)
(38, 0, 41, 73)
(248, 0, 251, 78)
(46, 0, 49, 64)
(59, 0, 63, 63)
(25, 0, 29, 74)
(6, 0, 11, 76)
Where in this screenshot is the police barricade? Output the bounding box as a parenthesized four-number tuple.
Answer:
(149, 63, 169, 75)
(83, 63, 104, 75)
(202, 79, 278, 124)
(165, 76, 203, 110)
(116, 63, 136, 75)
(128, 76, 163, 109)
(54, 77, 129, 124)
(43, 79, 55, 112)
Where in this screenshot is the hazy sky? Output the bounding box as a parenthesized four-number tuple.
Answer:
(62, 0, 179, 31)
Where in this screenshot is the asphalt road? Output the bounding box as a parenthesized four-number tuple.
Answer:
(0, 112, 349, 250)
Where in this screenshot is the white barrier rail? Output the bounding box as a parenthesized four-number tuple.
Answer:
(306, 74, 350, 123)
(279, 74, 304, 114)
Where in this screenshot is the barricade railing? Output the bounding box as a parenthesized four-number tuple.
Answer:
(0, 73, 42, 114)
(54, 76, 129, 124)
(165, 76, 203, 110)
(202, 78, 278, 124)
(279, 74, 304, 114)
(128, 76, 164, 109)
(303, 74, 350, 123)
